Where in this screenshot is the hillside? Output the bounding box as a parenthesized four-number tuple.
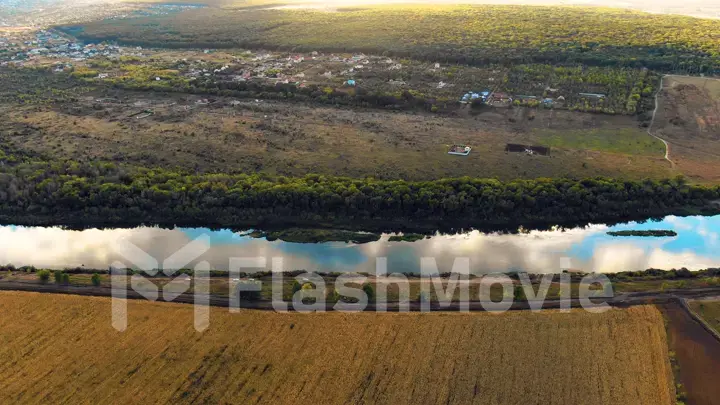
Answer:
(69, 5, 720, 74)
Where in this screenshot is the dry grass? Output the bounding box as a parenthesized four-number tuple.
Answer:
(0, 291, 674, 405)
(4, 93, 672, 181)
(689, 299, 720, 335)
(653, 76, 720, 184)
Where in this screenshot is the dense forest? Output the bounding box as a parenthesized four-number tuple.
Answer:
(66, 5, 720, 75)
(1, 138, 718, 231)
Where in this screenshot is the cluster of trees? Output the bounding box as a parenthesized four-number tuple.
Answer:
(0, 152, 718, 231)
(69, 5, 720, 75)
(0, 67, 91, 105)
(608, 268, 720, 281)
(607, 230, 678, 237)
(506, 64, 658, 114)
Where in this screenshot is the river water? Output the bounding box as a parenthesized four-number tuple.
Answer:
(0, 215, 718, 274)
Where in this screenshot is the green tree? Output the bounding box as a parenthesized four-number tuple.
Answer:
(362, 283, 375, 303)
(38, 270, 50, 283)
(326, 288, 340, 303)
(291, 280, 302, 296)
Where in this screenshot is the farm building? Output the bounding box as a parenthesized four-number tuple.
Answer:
(489, 92, 512, 102)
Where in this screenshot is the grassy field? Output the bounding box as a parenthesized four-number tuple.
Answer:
(530, 127, 665, 156)
(689, 299, 720, 335)
(0, 291, 675, 404)
(2, 88, 673, 181)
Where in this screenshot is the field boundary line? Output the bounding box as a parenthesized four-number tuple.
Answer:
(679, 298, 720, 344)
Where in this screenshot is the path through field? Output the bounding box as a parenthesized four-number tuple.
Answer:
(648, 75, 676, 168)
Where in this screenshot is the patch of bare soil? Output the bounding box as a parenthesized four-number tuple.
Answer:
(654, 77, 720, 183)
(662, 302, 720, 405)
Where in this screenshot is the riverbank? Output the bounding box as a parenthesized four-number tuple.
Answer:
(1, 157, 719, 234)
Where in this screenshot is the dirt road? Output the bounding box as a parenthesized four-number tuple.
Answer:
(2, 279, 720, 311)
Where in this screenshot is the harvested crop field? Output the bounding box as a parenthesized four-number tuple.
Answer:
(652, 76, 720, 183)
(0, 292, 674, 405)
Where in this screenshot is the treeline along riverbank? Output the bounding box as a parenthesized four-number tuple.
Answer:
(0, 149, 718, 232)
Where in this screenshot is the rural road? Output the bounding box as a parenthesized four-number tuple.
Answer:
(2, 280, 720, 312)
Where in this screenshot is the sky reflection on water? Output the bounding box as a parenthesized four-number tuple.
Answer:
(0, 215, 718, 274)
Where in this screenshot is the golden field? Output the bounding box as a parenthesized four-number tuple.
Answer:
(0, 292, 674, 405)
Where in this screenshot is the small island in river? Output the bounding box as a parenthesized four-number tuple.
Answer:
(607, 230, 678, 237)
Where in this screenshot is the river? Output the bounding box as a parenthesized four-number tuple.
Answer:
(0, 214, 718, 274)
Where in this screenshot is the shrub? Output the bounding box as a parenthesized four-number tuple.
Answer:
(291, 280, 302, 296)
(61, 273, 70, 285)
(326, 288, 340, 303)
(300, 282, 317, 304)
(91, 273, 101, 287)
(362, 283, 375, 303)
(54, 270, 63, 284)
(37, 270, 50, 283)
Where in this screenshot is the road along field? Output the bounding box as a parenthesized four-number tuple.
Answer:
(0, 291, 675, 405)
(651, 76, 720, 184)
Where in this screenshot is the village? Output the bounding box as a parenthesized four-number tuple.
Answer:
(0, 33, 626, 115)
(172, 49, 582, 110)
(0, 28, 656, 161)
(0, 29, 131, 68)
